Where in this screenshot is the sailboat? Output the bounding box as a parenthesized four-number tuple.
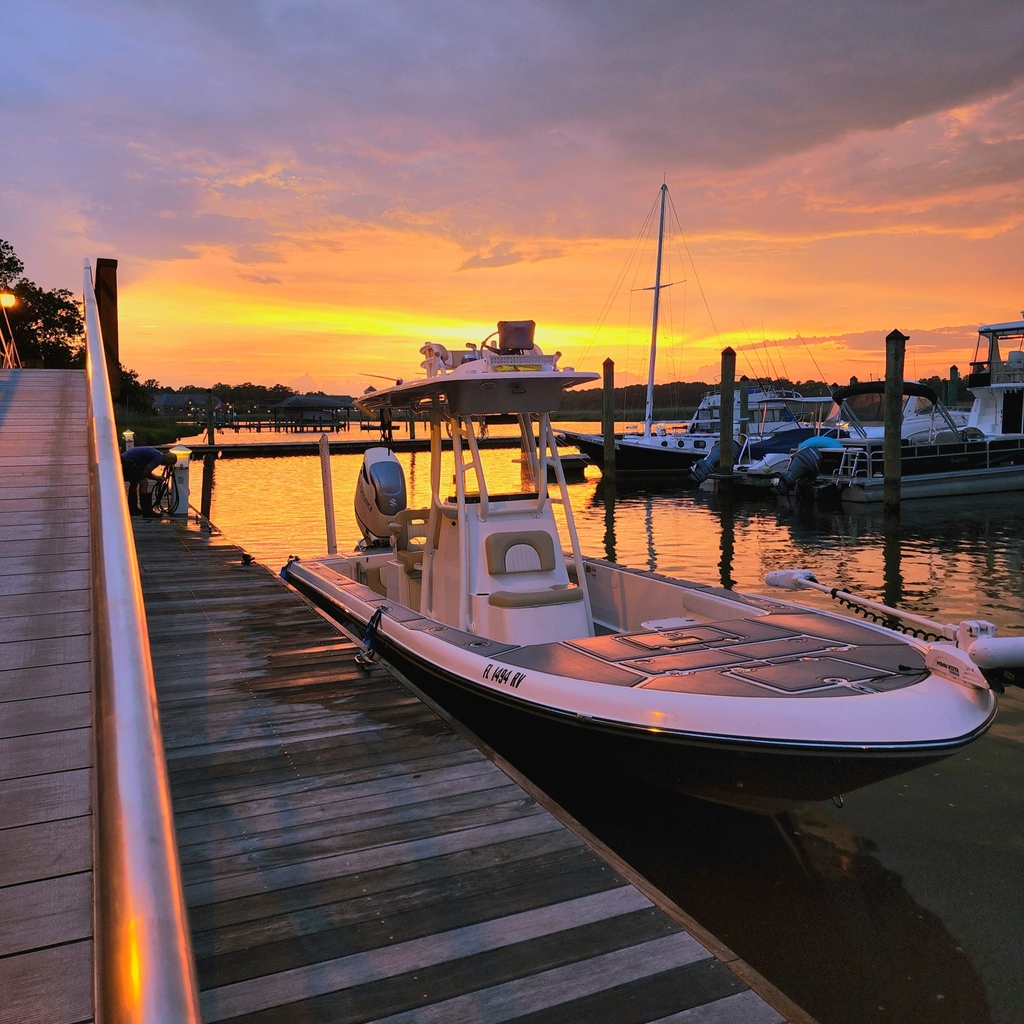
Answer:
(559, 185, 826, 476)
(284, 318, 1024, 811)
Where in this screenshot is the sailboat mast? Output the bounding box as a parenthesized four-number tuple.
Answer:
(643, 184, 668, 438)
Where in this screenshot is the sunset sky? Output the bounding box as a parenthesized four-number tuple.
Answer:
(3, 1, 1023, 393)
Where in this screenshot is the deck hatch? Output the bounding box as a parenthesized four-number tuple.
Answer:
(730, 656, 896, 692)
(400, 619, 519, 655)
(494, 643, 646, 686)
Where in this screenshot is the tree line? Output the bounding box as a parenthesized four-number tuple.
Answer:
(1, 239, 84, 368)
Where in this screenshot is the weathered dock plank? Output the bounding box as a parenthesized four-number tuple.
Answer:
(136, 519, 797, 1024)
(0, 368, 94, 1024)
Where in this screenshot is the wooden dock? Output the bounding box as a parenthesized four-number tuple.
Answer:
(135, 517, 801, 1023)
(0, 369, 94, 1024)
(0, 365, 806, 1022)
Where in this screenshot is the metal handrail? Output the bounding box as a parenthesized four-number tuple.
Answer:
(83, 260, 201, 1024)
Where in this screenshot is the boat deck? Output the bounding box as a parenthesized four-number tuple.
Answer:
(136, 518, 802, 1022)
(0, 369, 95, 1024)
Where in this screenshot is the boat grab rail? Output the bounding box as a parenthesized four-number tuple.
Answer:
(83, 260, 202, 1023)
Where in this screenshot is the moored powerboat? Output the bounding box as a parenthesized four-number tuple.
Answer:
(285, 319, 1022, 811)
(774, 319, 1024, 503)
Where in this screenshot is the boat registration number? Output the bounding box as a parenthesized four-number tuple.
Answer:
(482, 663, 526, 689)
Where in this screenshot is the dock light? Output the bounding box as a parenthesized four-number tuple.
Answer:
(169, 445, 192, 469)
(168, 446, 192, 516)
(0, 292, 15, 308)
(122, 429, 135, 451)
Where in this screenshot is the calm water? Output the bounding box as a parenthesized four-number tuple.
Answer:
(183, 429, 1024, 1024)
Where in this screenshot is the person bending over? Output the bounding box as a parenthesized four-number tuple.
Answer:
(121, 447, 176, 518)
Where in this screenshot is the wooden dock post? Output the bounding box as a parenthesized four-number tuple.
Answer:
(719, 348, 736, 477)
(603, 358, 616, 478)
(948, 364, 960, 409)
(94, 258, 119, 398)
(205, 390, 216, 447)
(884, 329, 908, 516)
(200, 453, 215, 522)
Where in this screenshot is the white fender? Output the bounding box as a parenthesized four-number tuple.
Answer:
(967, 634, 1024, 670)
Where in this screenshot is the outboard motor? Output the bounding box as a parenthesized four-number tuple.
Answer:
(689, 438, 742, 485)
(354, 447, 407, 547)
(771, 445, 822, 496)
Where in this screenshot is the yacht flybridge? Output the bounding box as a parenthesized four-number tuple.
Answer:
(285, 320, 1024, 811)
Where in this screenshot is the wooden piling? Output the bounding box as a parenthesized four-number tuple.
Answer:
(94, 258, 119, 398)
(884, 329, 908, 516)
(205, 390, 216, 448)
(603, 358, 616, 478)
(719, 348, 736, 476)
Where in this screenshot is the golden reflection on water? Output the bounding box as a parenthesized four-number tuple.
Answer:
(192, 444, 1024, 634)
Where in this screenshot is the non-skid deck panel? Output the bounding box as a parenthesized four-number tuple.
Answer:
(135, 519, 789, 1023)
(500, 613, 928, 698)
(0, 368, 94, 1024)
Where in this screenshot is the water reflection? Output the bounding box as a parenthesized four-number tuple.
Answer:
(883, 517, 904, 609)
(191, 443, 1024, 1023)
(504, 757, 992, 1024)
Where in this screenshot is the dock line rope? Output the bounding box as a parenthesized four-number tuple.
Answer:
(356, 605, 387, 665)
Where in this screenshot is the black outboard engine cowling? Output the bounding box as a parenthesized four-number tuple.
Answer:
(689, 438, 742, 485)
(355, 447, 407, 547)
(771, 445, 822, 496)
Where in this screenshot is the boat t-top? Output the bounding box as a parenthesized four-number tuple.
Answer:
(286, 319, 1023, 810)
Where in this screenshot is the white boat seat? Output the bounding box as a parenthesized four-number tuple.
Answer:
(390, 507, 430, 574)
(485, 530, 582, 608)
(485, 530, 557, 575)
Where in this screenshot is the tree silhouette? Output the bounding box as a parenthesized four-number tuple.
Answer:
(0, 239, 84, 367)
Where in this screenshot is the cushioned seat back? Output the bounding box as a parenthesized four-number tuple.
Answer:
(485, 531, 557, 575)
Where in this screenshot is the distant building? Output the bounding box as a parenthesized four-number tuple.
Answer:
(152, 392, 225, 420)
(269, 394, 354, 430)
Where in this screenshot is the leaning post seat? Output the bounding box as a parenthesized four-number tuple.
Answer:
(389, 508, 430, 573)
(484, 530, 583, 608)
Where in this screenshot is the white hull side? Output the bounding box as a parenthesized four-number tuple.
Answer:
(839, 464, 1024, 503)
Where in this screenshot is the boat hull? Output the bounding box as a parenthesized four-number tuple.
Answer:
(290, 575, 994, 813)
(558, 431, 704, 475)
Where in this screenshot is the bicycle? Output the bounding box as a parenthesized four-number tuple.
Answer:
(150, 465, 181, 515)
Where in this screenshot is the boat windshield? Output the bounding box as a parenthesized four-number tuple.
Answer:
(825, 391, 911, 429)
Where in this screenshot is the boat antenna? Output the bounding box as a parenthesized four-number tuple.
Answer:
(739, 323, 770, 382)
(798, 333, 827, 385)
(746, 326, 779, 383)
